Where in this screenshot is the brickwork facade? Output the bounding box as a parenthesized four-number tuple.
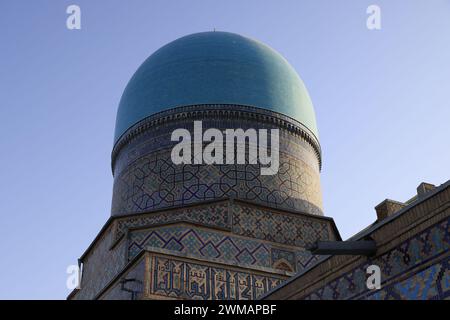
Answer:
(70, 198, 339, 300)
(263, 181, 450, 300)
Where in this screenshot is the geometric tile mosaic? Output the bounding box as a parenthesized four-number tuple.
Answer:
(366, 256, 450, 300)
(113, 201, 230, 244)
(113, 199, 337, 250)
(232, 203, 335, 247)
(128, 225, 308, 273)
(305, 216, 450, 300)
(112, 149, 322, 216)
(110, 199, 339, 276)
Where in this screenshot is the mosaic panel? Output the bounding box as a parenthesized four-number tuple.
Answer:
(113, 200, 336, 249)
(366, 256, 450, 300)
(112, 148, 322, 216)
(305, 217, 450, 300)
(113, 201, 230, 243)
(232, 204, 333, 247)
(129, 225, 298, 271)
(150, 256, 284, 300)
(297, 251, 321, 270)
(129, 225, 317, 273)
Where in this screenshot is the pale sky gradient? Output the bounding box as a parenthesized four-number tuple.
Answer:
(0, 0, 449, 299)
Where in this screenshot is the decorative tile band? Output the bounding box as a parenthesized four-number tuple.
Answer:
(149, 255, 285, 300)
(112, 104, 322, 170)
(128, 225, 307, 273)
(111, 146, 322, 216)
(113, 201, 230, 244)
(366, 256, 450, 300)
(304, 217, 450, 300)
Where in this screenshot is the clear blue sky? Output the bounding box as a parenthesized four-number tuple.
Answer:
(0, 0, 449, 299)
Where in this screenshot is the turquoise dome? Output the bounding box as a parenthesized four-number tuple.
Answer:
(114, 31, 318, 142)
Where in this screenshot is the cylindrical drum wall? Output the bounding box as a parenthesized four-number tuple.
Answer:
(111, 105, 323, 217)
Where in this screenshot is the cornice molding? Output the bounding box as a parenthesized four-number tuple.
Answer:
(111, 104, 322, 173)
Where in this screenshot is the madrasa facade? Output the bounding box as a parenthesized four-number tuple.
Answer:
(68, 32, 450, 300)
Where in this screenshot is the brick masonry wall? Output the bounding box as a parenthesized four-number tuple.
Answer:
(72, 224, 127, 300)
(263, 183, 450, 300)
